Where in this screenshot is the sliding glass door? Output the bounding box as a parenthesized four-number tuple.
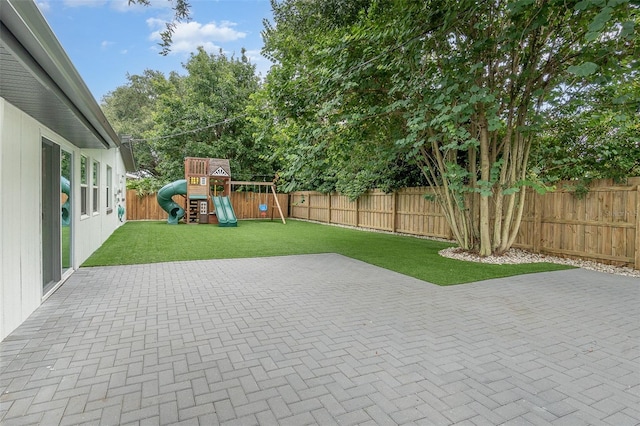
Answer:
(42, 139, 73, 294)
(42, 138, 61, 293)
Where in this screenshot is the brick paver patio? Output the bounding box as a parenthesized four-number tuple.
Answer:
(1, 254, 638, 425)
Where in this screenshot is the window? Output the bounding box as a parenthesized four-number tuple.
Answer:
(92, 160, 100, 213)
(80, 155, 89, 216)
(106, 165, 113, 213)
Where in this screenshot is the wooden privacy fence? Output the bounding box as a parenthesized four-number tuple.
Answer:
(515, 180, 639, 268)
(126, 189, 289, 221)
(290, 178, 640, 269)
(290, 187, 453, 240)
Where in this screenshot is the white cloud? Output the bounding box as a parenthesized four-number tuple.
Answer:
(36, 1, 51, 13)
(147, 19, 247, 54)
(63, 0, 108, 7)
(243, 48, 261, 61)
(57, 0, 164, 12)
(101, 40, 115, 49)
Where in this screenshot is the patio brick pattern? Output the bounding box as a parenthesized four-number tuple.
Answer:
(1, 254, 638, 425)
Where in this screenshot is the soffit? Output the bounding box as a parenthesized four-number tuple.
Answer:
(0, 0, 117, 150)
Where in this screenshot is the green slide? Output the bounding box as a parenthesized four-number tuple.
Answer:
(157, 179, 187, 224)
(212, 196, 238, 227)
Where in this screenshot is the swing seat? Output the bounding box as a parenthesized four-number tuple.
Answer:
(258, 204, 268, 212)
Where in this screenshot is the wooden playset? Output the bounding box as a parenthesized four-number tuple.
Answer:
(184, 157, 233, 225)
(157, 157, 286, 225)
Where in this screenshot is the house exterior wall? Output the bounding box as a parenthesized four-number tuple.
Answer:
(0, 97, 127, 340)
(75, 147, 128, 266)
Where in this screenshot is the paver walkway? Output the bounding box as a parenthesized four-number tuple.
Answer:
(1, 254, 638, 425)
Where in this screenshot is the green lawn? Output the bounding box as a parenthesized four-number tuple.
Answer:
(83, 220, 572, 285)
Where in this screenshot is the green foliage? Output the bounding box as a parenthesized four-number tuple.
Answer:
(530, 0, 640, 191)
(126, 177, 165, 197)
(102, 70, 167, 176)
(103, 48, 279, 185)
(568, 62, 599, 76)
(532, 75, 640, 186)
(261, 0, 426, 197)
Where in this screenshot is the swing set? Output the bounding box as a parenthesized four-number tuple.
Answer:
(257, 184, 268, 217)
(230, 180, 286, 224)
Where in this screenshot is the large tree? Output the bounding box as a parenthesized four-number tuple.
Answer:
(102, 70, 169, 177)
(103, 49, 276, 184)
(263, 0, 638, 256)
(260, 0, 427, 195)
(143, 48, 272, 182)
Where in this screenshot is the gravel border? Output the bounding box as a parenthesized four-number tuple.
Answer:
(439, 247, 640, 278)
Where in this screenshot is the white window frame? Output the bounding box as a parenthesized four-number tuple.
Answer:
(80, 155, 89, 217)
(92, 160, 100, 214)
(106, 165, 113, 213)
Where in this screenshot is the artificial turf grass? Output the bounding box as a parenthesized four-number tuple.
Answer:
(82, 219, 573, 285)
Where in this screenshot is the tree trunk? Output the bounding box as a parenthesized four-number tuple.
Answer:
(479, 125, 492, 256)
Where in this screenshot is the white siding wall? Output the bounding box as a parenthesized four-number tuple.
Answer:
(0, 98, 127, 341)
(1, 99, 41, 340)
(75, 148, 127, 266)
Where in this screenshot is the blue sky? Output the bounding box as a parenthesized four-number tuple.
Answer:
(37, 0, 275, 102)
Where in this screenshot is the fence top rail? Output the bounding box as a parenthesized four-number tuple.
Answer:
(231, 181, 275, 187)
(289, 181, 639, 196)
(555, 185, 639, 192)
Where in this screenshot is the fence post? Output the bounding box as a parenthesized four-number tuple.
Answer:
(635, 185, 640, 270)
(391, 191, 397, 232)
(126, 189, 134, 220)
(328, 192, 332, 223)
(356, 196, 360, 227)
(307, 192, 311, 220)
(533, 190, 542, 253)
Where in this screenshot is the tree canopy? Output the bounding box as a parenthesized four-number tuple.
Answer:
(532, 66, 640, 190)
(103, 48, 277, 186)
(261, 0, 638, 255)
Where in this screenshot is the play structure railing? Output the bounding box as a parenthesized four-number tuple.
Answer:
(186, 157, 207, 176)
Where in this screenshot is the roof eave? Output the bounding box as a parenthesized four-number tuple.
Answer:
(1, 0, 136, 171)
